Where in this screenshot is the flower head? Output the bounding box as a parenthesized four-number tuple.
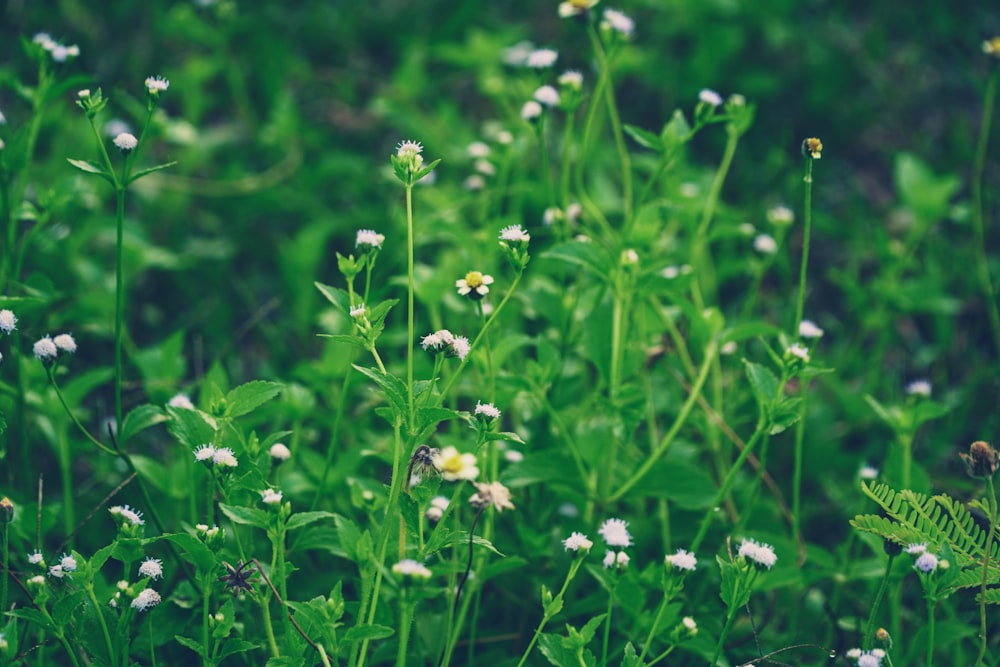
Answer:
(469, 481, 515, 512)
(113, 132, 138, 154)
(53, 333, 77, 353)
(558, 0, 598, 17)
(474, 401, 501, 421)
(914, 552, 939, 573)
(261, 488, 283, 505)
(426, 496, 449, 522)
(766, 204, 794, 226)
(699, 89, 723, 107)
(855, 650, 883, 667)
(131, 588, 161, 611)
(213, 447, 238, 468)
(798, 320, 824, 339)
(168, 393, 195, 409)
(432, 446, 479, 481)
(859, 464, 879, 480)
(139, 558, 164, 579)
(521, 100, 543, 121)
(563, 531, 593, 553)
(392, 559, 433, 579)
(500, 225, 531, 243)
(526, 48, 558, 69)
(421, 329, 454, 350)
(145, 75, 169, 95)
(961, 440, 1000, 478)
(350, 303, 366, 318)
(33, 336, 58, 360)
(110, 504, 145, 526)
(450, 335, 471, 361)
(48, 564, 65, 579)
(598, 518, 633, 547)
(905, 379, 932, 397)
(603, 550, 630, 570)
(985, 37, 1000, 57)
(753, 234, 778, 254)
(0, 309, 17, 334)
(787, 343, 811, 363)
(28, 551, 44, 566)
(558, 70, 584, 90)
(601, 9, 635, 38)
(533, 85, 560, 107)
(269, 443, 291, 461)
(456, 271, 494, 300)
(802, 137, 823, 159)
(194, 445, 216, 462)
(738, 538, 777, 569)
(906, 542, 928, 555)
(665, 548, 697, 571)
(356, 229, 385, 249)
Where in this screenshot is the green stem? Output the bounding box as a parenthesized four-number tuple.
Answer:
(1, 518, 8, 627)
(395, 594, 414, 667)
(691, 124, 739, 309)
(794, 157, 815, 336)
(863, 553, 895, 648)
(307, 354, 354, 515)
(710, 608, 739, 667)
(925, 597, 936, 667)
(971, 70, 1000, 358)
(976, 477, 998, 666)
(600, 577, 617, 667)
(46, 367, 117, 455)
(637, 592, 670, 663)
(406, 184, 416, 427)
(114, 186, 126, 434)
(514, 558, 586, 667)
(792, 396, 807, 562)
(85, 584, 117, 667)
(201, 573, 211, 667)
(588, 25, 632, 224)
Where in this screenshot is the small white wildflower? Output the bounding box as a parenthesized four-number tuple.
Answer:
(0, 309, 16, 333)
(469, 481, 515, 512)
(53, 333, 77, 353)
(432, 446, 479, 481)
(859, 464, 879, 480)
(426, 495, 449, 522)
(350, 303, 366, 318)
(558, 70, 584, 90)
(738, 222, 756, 236)
(28, 551, 44, 565)
(59, 554, 77, 572)
(738, 538, 777, 569)
(621, 249, 639, 265)
(113, 132, 138, 153)
(497, 130, 514, 144)
(355, 229, 385, 248)
(501, 40, 536, 66)
(598, 518, 633, 547)
(720, 341, 738, 355)
(787, 343, 810, 363)
(906, 542, 928, 555)
(905, 379, 932, 397)
(464, 175, 486, 190)
(213, 447, 238, 468)
(168, 393, 195, 409)
(526, 48, 558, 68)
(138, 558, 163, 579)
(456, 271, 494, 299)
(450, 335, 471, 361)
(467, 141, 491, 158)
(683, 617, 697, 631)
(871, 649, 886, 659)
(563, 531, 593, 552)
(472, 158, 495, 177)
(857, 650, 883, 667)
(114, 504, 145, 526)
(533, 85, 560, 107)
(500, 225, 531, 243)
(699, 89, 723, 107)
(798, 320, 824, 339)
(145, 75, 169, 94)
(48, 564, 65, 578)
(131, 588, 161, 611)
(767, 205, 794, 226)
(846, 649, 862, 660)
(521, 100, 543, 121)
(33, 336, 58, 360)
(558, 0, 597, 17)
(421, 329, 453, 351)
(396, 140, 423, 160)
(566, 202, 583, 222)
(665, 548, 697, 572)
(601, 9, 635, 38)
(914, 552, 939, 573)
(261, 488, 283, 505)
(194, 444, 216, 462)
(603, 550, 630, 570)
(753, 234, 778, 254)
(474, 401, 501, 420)
(269, 443, 291, 461)
(504, 449, 524, 463)
(28, 575, 45, 587)
(393, 559, 432, 579)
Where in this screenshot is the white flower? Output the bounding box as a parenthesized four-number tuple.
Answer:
(798, 320, 824, 339)
(450, 335, 471, 361)
(500, 225, 531, 243)
(0, 309, 16, 333)
(194, 445, 216, 462)
(665, 549, 697, 571)
(905, 379, 932, 397)
(598, 518, 633, 547)
(766, 205, 794, 226)
(738, 538, 777, 569)
(33, 336, 58, 360)
(139, 558, 163, 579)
(261, 488, 283, 505)
(113, 132, 138, 152)
(474, 401, 501, 420)
(603, 550, 630, 570)
(467, 141, 491, 158)
(432, 446, 479, 481)
(356, 229, 385, 248)
(698, 89, 723, 106)
(621, 249, 639, 265)
(213, 447, 238, 468)
(905, 542, 927, 555)
(48, 564, 65, 578)
(601, 9, 635, 38)
(504, 449, 524, 463)
(131, 588, 161, 611)
(393, 559, 432, 579)
(563, 532, 593, 552)
(28, 575, 46, 586)
(145, 75, 170, 94)
(110, 504, 145, 526)
(168, 393, 195, 409)
(28, 551, 44, 565)
(558, 70, 584, 90)
(456, 271, 494, 299)
(396, 140, 423, 159)
(464, 175, 486, 191)
(421, 329, 454, 351)
(521, 100, 543, 121)
(558, 0, 597, 17)
(426, 496, 449, 522)
(914, 552, 938, 573)
(533, 85, 560, 107)
(269, 443, 291, 461)
(787, 343, 810, 363)
(526, 48, 558, 68)
(497, 130, 514, 144)
(858, 464, 879, 480)
(683, 617, 697, 631)
(469, 481, 515, 512)
(753, 234, 778, 254)
(59, 554, 78, 572)
(846, 649, 862, 660)
(53, 333, 76, 353)
(856, 650, 883, 667)
(350, 303, 366, 318)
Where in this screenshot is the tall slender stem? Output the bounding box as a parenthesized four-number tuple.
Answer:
(794, 157, 815, 336)
(114, 186, 126, 433)
(971, 70, 1000, 358)
(691, 125, 739, 309)
(406, 185, 416, 427)
(976, 477, 998, 666)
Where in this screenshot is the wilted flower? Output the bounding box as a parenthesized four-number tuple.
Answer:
(432, 446, 479, 481)
(131, 588, 161, 611)
(563, 531, 593, 552)
(456, 271, 494, 299)
(469, 481, 515, 512)
(598, 518, 633, 547)
(961, 440, 999, 478)
(802, 137, 823, 159)
(738, 538, 777, 569)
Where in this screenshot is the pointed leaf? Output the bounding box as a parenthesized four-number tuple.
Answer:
(286, 510, 338, 531)
(219, 503, 269, 530)
(225, 380, 283, 418)
(121, 404, 167, 442)
(126, 160, 178, 184)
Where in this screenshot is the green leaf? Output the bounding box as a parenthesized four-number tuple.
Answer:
(620, 642, 644, 667)
(219, 503, 269, 530)
(225, 380, 284, 418)
(353, 365, 408, 425)
(111, 537, 146, 564)
(315, 282, 350, 310)
(126, 160, 178, 184)
(415, 406, 464, 433)
(342, 624, 394, 642)
(623, 124, 662, 151)
(166, 405, 217, 449)
(286, 510, 338, 532)
(744, 360, 779, 408)
(67, 157, 113, 181)
(540, 240, 614, 279)
(7, 608, 56, 632)
(162, 533, 219, 574)
(175, 635, 206, 658)
(121, 404, 167, 442)
(317, 333, 366, 348)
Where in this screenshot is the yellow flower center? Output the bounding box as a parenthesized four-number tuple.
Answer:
(464, 271, 485, 288)
(441, 452, 463, 473)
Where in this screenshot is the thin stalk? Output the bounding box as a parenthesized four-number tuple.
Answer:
(308, 354, 354, 514)
(588, 25, 632, 223)
(600, 577, 617, 667)
(924, 598, 936, 667)
(395, 593, 414, 667)
(863, 553, 896, 648)
(976, 477, 998, 666)
(710, 608, 739, 667)
(636, 593, 670, 663)
(201, 573, 211, 667)
(971, 70, 1000, 358)
(1, 516, 8, 625)
(793, 157, 815, 335)
(690, 125, 739, 309)
(406, 184, 416, 427)
(85, 583, 117, 667)
(792, 396, 807, 564)
(114, 186, 125, 433)
(514, 557, 587, 667)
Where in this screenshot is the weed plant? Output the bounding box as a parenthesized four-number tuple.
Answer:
(0, 3, 999, 667)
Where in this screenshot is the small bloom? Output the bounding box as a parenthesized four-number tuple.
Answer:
(699, 89, 723, 107)
(753, 234, 778, 254)
(432, 446, 479, 481)
(787, 343, 810, 363)
(59, 554, 78, 572)
(766, 205, 794, 226)
(905, 379, 932, 397)
(269, 443, 291, 461)
(396, 140, 423, 160)
(985, 37, 1000, 57)
(798, 320, 824, 339)
(683, 617, 697, 631)
(738, 538, 777, 569)
(603, 550, 630, 570)
(53, 333, 77, 353)
(914, 552, 939, 573)
(194, 445, 216, 462)
(467, 141, 491, 158)
(558, 0, 598, 17)
(449, 335, 471, 361)
(169, 393, 195, 409)
(33, 336, 58, 360)
(906, 542, 928, 555)
(504, 449, 524, 463)
(392, 559, 432, 579)
(213, 447, 238, 468)
(145, 75, 169, 94)
(48, 564, 65, 578)
(456, 271, 494, 299)
(139, 558, 164, 579)
(521, 100, 543, 121)
(350, 303, 366, 318)
(356, 229, 385, 248)
(601, 9, 635, 38)
(859, 464, 879, 480)
(421, 329, 454, 351)
(802, 137, 823, 159)
(526, 48, 558, 68)
(111, 504, 145, 526)
(261, 488, 283, 505)
(464, 174, 486, 190)
(563, 531, 593, 552)
(77, 89, 90, 99)
(28, 575, 46, 587)
(500, 225, 531, 243)
(856, 651, 882, 667)
(665, 548, 697, 571)
(621, 248, 639, 265)
(598, 518, 633, 547)
(131, 588, 162, 611)
(558, 70, 584, 90)
(473, 158, 496, 176)
(474, 401, 501, 420)
(426, 495, 449, 522)
(469, 481, 515, 512)
(113, 132, 138, 153)
(28, 551, 44, 565)
(533, 85, 560, 107)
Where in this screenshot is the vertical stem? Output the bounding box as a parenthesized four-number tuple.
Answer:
(710, 607, 739, 666)
(201, 573, 211, 667)
(976, 477, 998, 666)
(863, 554, 895, 648)
(1, 517, 8, 623)
(924, 598, 935, 667)
(395, 594, 414, 667)
(85, 584, 117, 667)
(691, 125, 739, 309)
(114, 186, 126, 433)
(600, 578, 616, 667)
(794, 157, 815, 336)
(406, 185, 415, 427)
(971, 71, 1000, 358)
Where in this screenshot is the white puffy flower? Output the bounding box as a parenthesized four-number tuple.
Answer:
(113, 132, 138, 153)
(53, 333, 76, 353)
(664, 549, 697, 571)
(138, 558, 163, 580)
(269, 443, 291, 461)
(598, 518, 633, 547)
(131, 588, 161, 611)
(33, 337, 58, 360)
(698, 89, 723, 107)
(563, 532, 593, 552)
(798, 320, 824, 339)
(738, 538, 777, 569)
(526, 48, 558, 69)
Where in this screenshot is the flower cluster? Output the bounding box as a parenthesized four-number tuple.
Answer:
(393, 559, 433, 581)
(664, 548, 697, 572)
(193, 444, 239, 468)
(469, 481, 515, 512)
(499, 225, 531, 269)
(32, 32, 80, 62)
(421, 329, 471, 361)
(563, 531, 593, 553)
(845, 648, 886, 667)
(599, 517, 632, 571)
(31, 333, 76, 362)
(737, 538, 777, 570)
(392, 139, 436, 186)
